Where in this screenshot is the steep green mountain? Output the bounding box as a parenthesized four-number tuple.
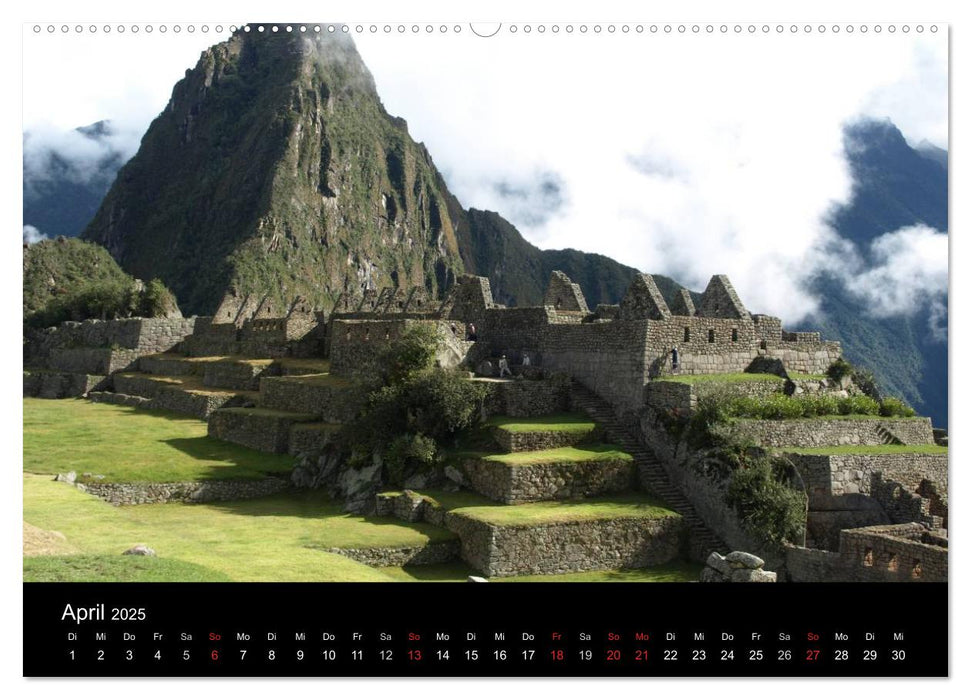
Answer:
(80, 29, 662, 316)
(83, 30, 466, 315)
(811, 120, 948, 428)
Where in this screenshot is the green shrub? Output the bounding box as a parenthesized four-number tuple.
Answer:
(139, 278, 178, 317)
(826, 358, 853, 383)
(383, 433, 439, 485)
(377, 323, 440, 385)
(726, 457, 806, 546)
(879, 397, 916, 418)
(837, 395, 880, 416)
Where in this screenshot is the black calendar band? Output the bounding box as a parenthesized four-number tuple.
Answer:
(23, 582, 947, 677)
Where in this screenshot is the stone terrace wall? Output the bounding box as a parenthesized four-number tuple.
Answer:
(766, 340, 842, 376)
(786, 523, 947, 582)
(452, 457, 635, 504)
(25, 318, 196, 378)
(445, 512, 686, 577)
(644, 378, 786, 414)
(733, 417, 935, 447)
(479, 377, 572, 418)
(77, 477, 289, 505)
(24, 370, 106, 398)
(786, 452, 947, 500)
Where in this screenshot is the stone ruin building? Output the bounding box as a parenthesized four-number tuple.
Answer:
(23, 269, 947, 582)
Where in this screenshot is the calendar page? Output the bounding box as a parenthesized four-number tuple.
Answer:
(21, 12, 949, 679)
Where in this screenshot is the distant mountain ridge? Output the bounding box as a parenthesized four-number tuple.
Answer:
(79, 29, 650, 315)
(24, 33, 947, 426)
(810, 119, 948, 427)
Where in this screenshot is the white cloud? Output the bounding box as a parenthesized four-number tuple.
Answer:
(354, 30, 947, 323)
(20, 26, 947, 327)
(840, 224, 949, 339)
(23, 225, 47, 244)
(23, 121, 142, 195)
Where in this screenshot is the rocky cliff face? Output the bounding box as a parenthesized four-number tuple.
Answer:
(84, 30, 463, 315)
(82, 29, 657, 316)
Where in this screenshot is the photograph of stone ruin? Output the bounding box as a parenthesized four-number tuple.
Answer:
(23, 27, 947, 584)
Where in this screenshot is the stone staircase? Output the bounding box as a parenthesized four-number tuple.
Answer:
(570, 382, 729, 559)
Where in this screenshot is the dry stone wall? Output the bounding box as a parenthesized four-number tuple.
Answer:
(321, 542, 460, 567)
(76, 477, 289, 505)
(452, 457, 635, 504)
(208, 408, 316, 453)
(258, 377, 363, 423)
(24, 370, 106, 398)
(490, 425, 601, 452)
(785, 452, 947, 500)
(734, 418, 934, 447)
(786, 523, 947, 582)
(445, 512, 686, 577)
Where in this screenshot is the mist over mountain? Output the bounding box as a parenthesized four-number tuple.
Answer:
(23, 120, 127, 241)
(809, 119, 948, 427)
(23, 31, 947, 425)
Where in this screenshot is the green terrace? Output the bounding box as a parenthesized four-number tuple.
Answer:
(484, 413, 597, 433)
(780, 444, 948, 456)
(410, 490, 677, 527)
(447, 444, 632, 466)
(23, 398, 294, 482)
(23, 474, 454, 582)
(656, 372, 784, 385)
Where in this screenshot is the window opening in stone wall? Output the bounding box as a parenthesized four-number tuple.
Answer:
(887, 554, 898, 572)
(912, 561, 922, 579)
(684, 327, 690, 342)
(863, 548, 873, 567)
(732, 328, 738, 342)
(708, 329, 715, 343)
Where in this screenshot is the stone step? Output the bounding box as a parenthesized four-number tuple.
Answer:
(112, 373, 257, 419)
(448, 445, 637, 504)
(442, 495, 687, 577)
(208, 407, 318, 454)
(485, 414, 602, 453)
(258, 374, 362, 423)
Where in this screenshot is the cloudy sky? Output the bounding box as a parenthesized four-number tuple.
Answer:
(22, 23, 948, 325)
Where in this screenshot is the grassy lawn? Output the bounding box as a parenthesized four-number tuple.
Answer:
(380, 560, 702, 582)
(660, 373, 783, 385)
(485, 413, 596, 433)
(24, 555, 232, 582)
(446, 493, 678, 527)
(23, 474, 458, 581)
(782, 444, 948, 456)
(24, 398, 296, 482)
(481, 445, 632, 466)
